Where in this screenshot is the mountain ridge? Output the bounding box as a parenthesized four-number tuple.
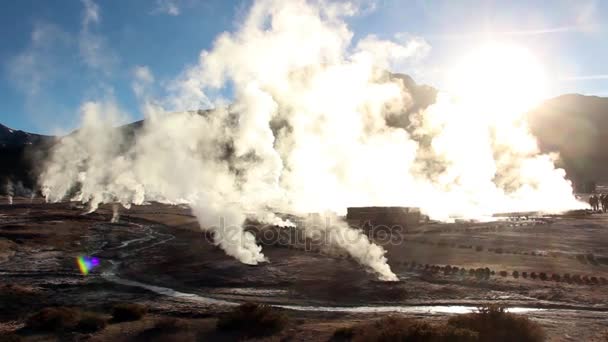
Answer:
(2, 75, 608, 192)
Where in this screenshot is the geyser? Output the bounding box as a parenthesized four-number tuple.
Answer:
(41, 0, 584, 281)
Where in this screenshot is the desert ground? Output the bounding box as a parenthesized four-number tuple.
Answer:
(1, 196, 608, 341)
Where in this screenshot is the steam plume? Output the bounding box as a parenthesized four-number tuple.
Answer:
(111, 204, 120, 223)
(5, 180, 13, 205)
(41, 0, 583, 280)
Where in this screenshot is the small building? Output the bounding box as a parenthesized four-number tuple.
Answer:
(346, 206, 425, 233)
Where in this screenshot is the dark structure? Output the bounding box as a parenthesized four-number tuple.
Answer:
(346, 206, 425, 232)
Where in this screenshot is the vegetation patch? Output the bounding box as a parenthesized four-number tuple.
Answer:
(217, 302, 288, 338)
(25, 307, 107, 333)
(448, 305, 545, 342)
(25, 307, 81, 332)
(111, 303, 147, 322)
(331, 316, 477, 342)
(74, 312, 107, 333)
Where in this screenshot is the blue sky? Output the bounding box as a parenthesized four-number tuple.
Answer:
(1, 0, 606, 134)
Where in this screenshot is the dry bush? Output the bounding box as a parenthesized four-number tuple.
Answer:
(444, 265, 453, 275)
(134, 318, 194, 342)
(25, 307, 81, 332)
(474, 268, 490, 280)
(0, 284, 40, 315)
(217, 303, 288, 338)
(153, 317, 188, 333)
(112, 303, 147, 322)
(331, 316, 477, 342)
(75, 312, 107, 333)
(0, 333, 23, 342)
(26, 307, 107, 333)
(448, 305, 545, 342)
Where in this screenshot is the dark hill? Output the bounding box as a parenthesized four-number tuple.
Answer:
(0, 124, 55, 190)
(1, 77, 607, 193)
(527, 94, 608, 189)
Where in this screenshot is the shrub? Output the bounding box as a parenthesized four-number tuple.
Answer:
(551, 274, 561, 282)
(332, 326, 355, 341)
(26, 307, 80, 332)
(475, 246, 483, 252)
(563, 273, 571, 283)
(217, 303, 288, 338)
(444, 265, 452, 275)
(448, 305, 545, 342)
(153, 318, 188, 333)
(475, 268, 490, 280)
(331, 316, 477, 342)
(460, 268, 467, 276)
(572, 274, 581, 283)
(25, 307, 107, 333)
(499, 271, 508, 277)
(469, 269, 475, 277)
(134, 317, 192, 341)
(522, 272, 528, 279)
(112, 303, 147, 322)
(590, 276, 599, 284)
(0, 284, 40, 315)
(75, 312, 107, 333)
(0, 333, 23, 342)
(512, 271, 519, 279)
(495, 248, 504, 254)
(530, 272, 537, 280)
(539, 273, 548, 281)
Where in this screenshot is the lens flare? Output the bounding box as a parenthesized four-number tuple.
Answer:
(76, 256, 100, 275)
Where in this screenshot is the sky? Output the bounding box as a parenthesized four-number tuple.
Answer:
(1, 0, 606, 134)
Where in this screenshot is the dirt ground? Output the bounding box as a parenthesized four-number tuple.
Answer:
(1, 196, 607, 341)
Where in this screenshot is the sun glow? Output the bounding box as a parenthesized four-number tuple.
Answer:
(446, 43, 547, 117)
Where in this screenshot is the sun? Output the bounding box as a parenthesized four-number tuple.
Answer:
(446, 43, 547, 118)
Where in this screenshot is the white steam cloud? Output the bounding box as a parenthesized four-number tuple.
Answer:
(41, 0, 583, 281)
(5, 181, 14, 205)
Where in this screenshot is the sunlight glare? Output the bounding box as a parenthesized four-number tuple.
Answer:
(446, 43, 547, 118)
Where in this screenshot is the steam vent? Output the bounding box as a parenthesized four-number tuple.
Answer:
(346, 207, 426, 232)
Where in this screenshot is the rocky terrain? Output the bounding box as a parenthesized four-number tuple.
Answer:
(1, 197, 608, 340)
